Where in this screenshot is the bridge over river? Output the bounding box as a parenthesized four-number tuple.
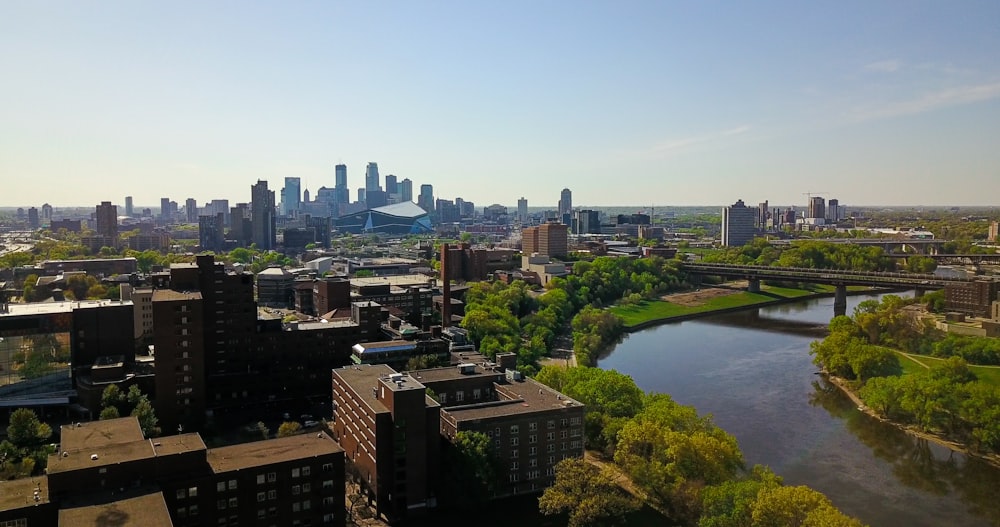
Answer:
(682, 263, 982, 316)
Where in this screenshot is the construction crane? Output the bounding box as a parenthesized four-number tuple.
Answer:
(802, 191, 827, 200)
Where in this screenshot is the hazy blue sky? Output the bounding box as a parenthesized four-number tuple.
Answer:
(2, 1, 999, 209)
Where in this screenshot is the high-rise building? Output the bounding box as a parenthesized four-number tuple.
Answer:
(385, 174, 398, 195)
(435, 199, 460, 223)
(418, 184, 434, 213)
(400, 178, 413, 202)
(160, 197, 171, 220)
(303, 188, 310, 203)
(722, 199, 755, 247)
(517, 197, 528, 223)
(198, 213, 225, 252)
(185, 198, 198, 223)
(229, 203, 251, 247)
(41, 203, 53, 225)
(365, 162, 380, 192)
(207, 199, 230, 227)
(558, 188, 572, 218)
(757, 200, 769, 230)
(334, 164, 349, 205)
(538, 221, 569, 257)
(989, 221, 999, 242)
(807, 196, 826, 220)
(572, 209, 601, 235)
(95, 201, 118, 239)
(124, 196, 134, 217)
(27, 207, 39, 229)
(827, 199, 840, 223)
(251, 180, 276, 250)
(280, 177, 301, 216)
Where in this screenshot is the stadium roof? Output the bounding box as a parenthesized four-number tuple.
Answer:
(373, 201, 428, 218)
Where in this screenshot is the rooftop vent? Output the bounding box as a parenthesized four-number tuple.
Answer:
(90, 454, 98, 461)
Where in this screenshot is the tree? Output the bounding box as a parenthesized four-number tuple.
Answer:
(7, 408, 52, 449)
(538, 458, 639, 527)
(100, 385, 160, 437)
(278, 421, 302, 437)
(443, 431, 498, 505)
(751, 485, 864, 527)
(699, 465, 782, 527)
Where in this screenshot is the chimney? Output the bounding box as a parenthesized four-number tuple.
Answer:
(440, 243, 451, 327)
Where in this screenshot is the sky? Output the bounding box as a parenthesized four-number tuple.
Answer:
(2, 1, 1000, 209)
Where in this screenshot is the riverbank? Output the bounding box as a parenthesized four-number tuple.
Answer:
(612, 284, 885, 332)
(824, 373, 1000, 470)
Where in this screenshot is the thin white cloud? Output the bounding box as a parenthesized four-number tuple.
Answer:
(649, 125, 751, 155)
(865, 60, 902, 73)
(850, 82, 1000, 121)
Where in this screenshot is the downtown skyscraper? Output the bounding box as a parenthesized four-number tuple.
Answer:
(335, 164, 349, 205)
(365, 162, 381, 192)
(251, 180, 276, 250)
(280, 177, 301, 216)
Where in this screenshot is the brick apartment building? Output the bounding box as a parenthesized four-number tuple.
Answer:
(330, 353, 585, 522)
(945, 280, 999, 318)
(0, 417, 346, 527)
(521, 222, 568, 259)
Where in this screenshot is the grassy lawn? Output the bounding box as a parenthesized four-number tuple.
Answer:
(612, 290, 798, 327)
(892, 350, 1000, 386)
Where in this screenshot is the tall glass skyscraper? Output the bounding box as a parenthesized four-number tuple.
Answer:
(365, 162, 380, 192)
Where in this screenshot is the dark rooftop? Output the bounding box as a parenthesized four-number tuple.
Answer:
(0, 477, 49, 512)
(59, 417, 144, 452)
(151, 289, 202, 302)
(207, 431, 343, 473)
(58, 491, 174, 527)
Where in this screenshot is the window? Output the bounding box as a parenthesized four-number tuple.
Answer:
(510, 425, 519, 434)
(189, 487, 198, 497)
(268, 490, 277, 500)
(510, 437, 519, 446)
(455, 391, 464, 402)
(570, 417, 582, 426)
(322, 480, 334, 489)
(560, 418, 568, 428)
(529, 458, 537, 468)
(217, 499, 227, 510)
(473, 388, 481, 400)
(303, 500, 311, 511)
(509, 473, 519, 482)
(511, 449, 518, 459)
(217, 482, 226, 493)
(322, 463, 333, 472)
(176, 489, 187, 499)
(257, 492, 266, 503)
(257, 474, 266, 485)
(561, 430, 568, 439)
(529, 447, 537, 455)
(268, 472, 277, 482)
(562, 442, 567, 451)
(546, 467, 556, 476)
(547, 444, 555, 453)
(323, 497, 335, 506)
(176, 507, 187, 519)
(189, 504, 199, 516)
(228, 479, 237, 490)
(302, 466, 311, 476)
(292, 485, 301, 495)
(529, 435, 537, 444)
(439, 392, 447, 404)
(548, 456, 556, 465)
(510, 461, 519, 471)
(546, 432, 555, 441)
(547, 420, 555, 429)
(258, 509, 266, 519)
(571, 440, 583, 449)
(293, 502, 301, 513)
(303, 483, 311, 493)
(529, 422, 537, 431)
(292, 468, 301, 478)
(228, 497, 238, 508)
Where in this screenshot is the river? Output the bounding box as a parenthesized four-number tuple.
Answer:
(599, 291, 1000, 527)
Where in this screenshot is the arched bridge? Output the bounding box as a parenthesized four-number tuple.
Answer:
(682, 263, 978, 316)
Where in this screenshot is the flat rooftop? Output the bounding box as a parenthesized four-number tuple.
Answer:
(442, 376, 584, 421)
(207, 432, 343, 473)
(409, 363, 505, 385)
(353, 340, 417, 353)
(48, 437, 154, 474)
(0, 476, 49, 512)
(58, 491, 173, 527)
(351, 274, 433, 288)
(151, 289, 202, 302)
(0, 299, 134, 318)
(152, 433, 206, 457)
(59, 417, 145, 451)
(333, 364, 395, 414)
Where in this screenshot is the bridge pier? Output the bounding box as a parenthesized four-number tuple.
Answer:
(747, 279, 761, 293)
(833, 285, 847, 317)
(914, 288, 926, 299)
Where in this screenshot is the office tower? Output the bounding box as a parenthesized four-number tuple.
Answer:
(280, 176, 301, 216)
(807, 196, 825, 220)
(558, 188, 572, 216)
(357, 188, 366, 203)
(160, 197, 170, 220)
(207, 199, 230, 227)
(198, 213, 225, 252)
(41, 203, 53, 225)
(572, 209, 601, 234)
(385, 174, 398, 195)
(400, 178, 413, 202)
(517, 197, 528, 223)
(251, 180, 276, 250)
(989, 221, 999, 242)
(418, 184, 434, 212)
(303, 188, 310, 203)
(538, 222, 569, 257)
(27, 207, 39, 229)
(125, 196, 133, 217)
(185, 198, 198, 223)
(365, 162, 380, 192)
(722, 199, 755, 247)
(435, 199, 460, 223)
(229, 203, 251, 246)
(335, 164, 350, 205)
(757, 200, 769, 230)
(16, 208, 25, 220)
(827, 199, 840, 223)
(95, 201, 118, 238)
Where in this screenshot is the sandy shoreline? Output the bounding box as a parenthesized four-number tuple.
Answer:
(824, 373, 1000, 469)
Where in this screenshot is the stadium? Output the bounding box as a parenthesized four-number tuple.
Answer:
(335, 201, 433, 235)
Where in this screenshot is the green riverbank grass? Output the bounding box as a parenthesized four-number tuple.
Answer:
(893, 351, 1000, 386)
(612, 286, 811, 327)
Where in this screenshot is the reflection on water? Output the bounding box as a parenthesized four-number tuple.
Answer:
(601, 292, 1000, 527)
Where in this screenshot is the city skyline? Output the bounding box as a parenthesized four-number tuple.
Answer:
(2, 2, 1000, 207)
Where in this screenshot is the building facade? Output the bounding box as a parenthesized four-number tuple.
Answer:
(722, 199, 755, 247)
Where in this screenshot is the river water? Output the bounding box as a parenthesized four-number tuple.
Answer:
(599, 292, 1000, 527)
